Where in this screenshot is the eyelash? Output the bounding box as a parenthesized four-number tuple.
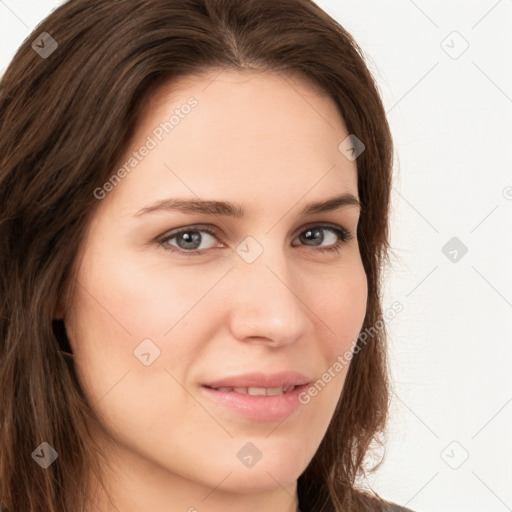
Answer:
(157, 223, 354, 257)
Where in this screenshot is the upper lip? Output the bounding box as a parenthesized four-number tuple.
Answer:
(203, 371, 311, 389)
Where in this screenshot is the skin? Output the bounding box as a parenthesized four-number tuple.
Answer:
(59, 69, 368, 512)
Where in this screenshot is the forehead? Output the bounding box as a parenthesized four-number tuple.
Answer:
(143, 68, 349, 143)
(104, 69, 358, 218)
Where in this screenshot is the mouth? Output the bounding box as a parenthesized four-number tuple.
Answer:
(203, 384, 298, 395)
(199, 382, 311, 422)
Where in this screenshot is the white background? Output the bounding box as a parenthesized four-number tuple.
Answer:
(1, 1, 511, 511)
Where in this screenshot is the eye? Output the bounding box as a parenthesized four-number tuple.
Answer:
(157, 223, 353, 256)
(158, 225, 220, 254)
(291, 224, 353, 254)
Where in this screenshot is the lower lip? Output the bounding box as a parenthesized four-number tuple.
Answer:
(199, 384, 309, 421)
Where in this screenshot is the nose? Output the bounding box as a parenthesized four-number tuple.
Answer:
(227, 243, 309, 347)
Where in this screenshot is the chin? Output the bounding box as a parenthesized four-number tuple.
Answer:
(216, 467, 300, 493)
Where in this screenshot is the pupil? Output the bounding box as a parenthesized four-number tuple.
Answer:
(302, 228, 323, 246)
(179, 231, 201, 249)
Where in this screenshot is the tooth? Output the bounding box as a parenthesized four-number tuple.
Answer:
(219, 386, 295, 395)
(265, 387, 284, 395)
(247, 387, 267, 395)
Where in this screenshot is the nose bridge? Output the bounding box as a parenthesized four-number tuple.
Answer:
(227, 235, 309, 345)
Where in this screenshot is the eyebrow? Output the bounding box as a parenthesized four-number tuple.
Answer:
(134, 193, 362, 218)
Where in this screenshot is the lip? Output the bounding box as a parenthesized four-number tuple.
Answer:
(200, 371, 312, 422)
(200, 383, 310, 421)
(203, 371, 311, 389)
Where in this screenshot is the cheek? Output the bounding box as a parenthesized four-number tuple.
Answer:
(315, 259, 368, 357)
(65, 247, 223, 410)
(65, 261, 199, 450)
(292, 259, 367, 409)
(340, 266, 368, 339)
(290, 263, 367, 458)
(69, 247, 212, 346)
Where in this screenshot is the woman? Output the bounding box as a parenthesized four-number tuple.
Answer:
(0, 0, 414, 511)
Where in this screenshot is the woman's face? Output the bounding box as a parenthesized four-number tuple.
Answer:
(63, 69, 367, 511)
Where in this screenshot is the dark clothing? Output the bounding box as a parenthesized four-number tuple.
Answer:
(298, 492, 417, 511)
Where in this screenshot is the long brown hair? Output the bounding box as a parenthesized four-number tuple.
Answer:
(0, 1, 394, 510)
